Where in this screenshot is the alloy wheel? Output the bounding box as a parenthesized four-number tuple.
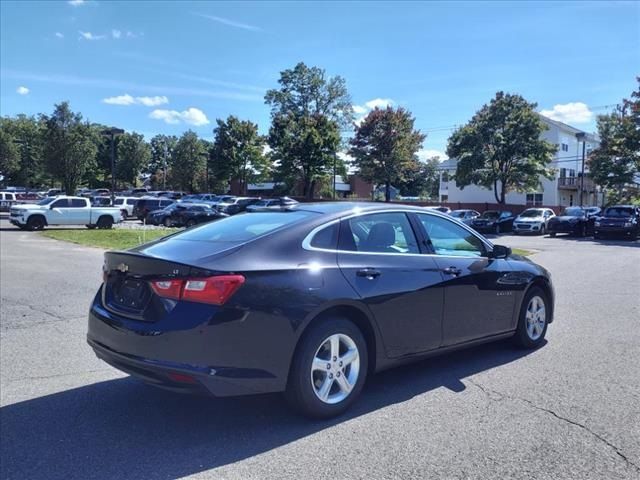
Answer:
(310, 333, 360, 404)
(525, 295, 546, 340)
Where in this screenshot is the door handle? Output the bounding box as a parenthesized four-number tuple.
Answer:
(357, 268, 381, 279)
(441, 266, 462, 276)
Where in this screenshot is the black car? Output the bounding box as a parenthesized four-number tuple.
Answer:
(147, 203, 228, 227)
(133, 197, 174, 221)
(245, 196, 299, 212)
(547, 206, 599, 237)
(90, 196, 112, 207)
(216, 197, 262, 215)
(89, 202, 554, 418)
(470, 210, 515, 234)
(594, 205, 640, 240)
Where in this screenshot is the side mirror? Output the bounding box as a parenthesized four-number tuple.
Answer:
(488, 244, 511, 259)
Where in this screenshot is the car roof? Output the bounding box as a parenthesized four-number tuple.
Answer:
(291, 201, 440, 215)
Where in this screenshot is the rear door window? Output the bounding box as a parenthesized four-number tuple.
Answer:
(340, 212, 419, 254)
(70, 199, 87, 207)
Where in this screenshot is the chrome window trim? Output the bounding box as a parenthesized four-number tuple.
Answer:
(301, 208, 494, 257)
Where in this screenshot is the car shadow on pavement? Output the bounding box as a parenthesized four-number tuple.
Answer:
(0, 339, 540, 480)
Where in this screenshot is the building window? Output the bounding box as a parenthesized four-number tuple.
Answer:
(526, 193, 543, 206)
(569, 169, 575, 177)
(561, 143, 569, 152)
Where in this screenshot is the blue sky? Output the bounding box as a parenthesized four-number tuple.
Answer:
(1, 0, 638, 159)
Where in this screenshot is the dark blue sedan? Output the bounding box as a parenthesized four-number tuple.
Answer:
(88, 202, 554, 418)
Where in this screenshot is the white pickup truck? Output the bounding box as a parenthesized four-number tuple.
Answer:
(9, 196, 123, 231)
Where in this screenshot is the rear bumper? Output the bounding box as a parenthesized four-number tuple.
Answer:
(87, 291, 291, 397)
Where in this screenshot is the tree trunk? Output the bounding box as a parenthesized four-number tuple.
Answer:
(385, 181, 391, 202)
(306, 179, 316, 200)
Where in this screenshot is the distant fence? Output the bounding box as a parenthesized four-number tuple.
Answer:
(291, 197, 562, 215)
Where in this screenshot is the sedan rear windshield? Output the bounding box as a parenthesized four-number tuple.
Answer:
(171, 211, 315, 242)
(480, 211, 499, 219)
(563, 207, 584, 217)
(603, 207, 633, 217)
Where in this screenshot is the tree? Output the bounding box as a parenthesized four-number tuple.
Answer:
(350, 106, 426, 202)
(398, 156, 441, 199)
(0, 115, 46, 187)
(170, 131, 206, 192)
(447, 92, 556, 204)
(43, 102, 98, 195)
(588, 78, 640, 204)
(115, 132, 151, 187)
(211, 116, 270, 195)
(0, 127, 20, 186)
(265, 62, 353, 198)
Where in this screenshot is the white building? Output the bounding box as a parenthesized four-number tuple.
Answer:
(439, 115, 602, 207)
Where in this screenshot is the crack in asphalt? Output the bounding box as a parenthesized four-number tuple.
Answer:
(467, 379, 640, 473)
(8, 368, 115, 383)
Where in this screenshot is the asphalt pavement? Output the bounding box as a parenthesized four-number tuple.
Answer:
(1, 216, 639, 480)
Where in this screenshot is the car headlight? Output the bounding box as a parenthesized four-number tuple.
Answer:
(594, 221, 601, 227)
(624, 221, 633, 227)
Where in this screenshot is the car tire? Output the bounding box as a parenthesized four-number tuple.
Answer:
(579, 224, 587, 237)
(594, 232, 601, 240)
(120, 209, 128, 220)
(96, 216, 113, 229)
(186, 219, 196, 227)
(285, 317, 368, 419)
(86, 224, 97, 229)
(540, 225, 546, 236)
(26, 215, 46, 231)
(513, 287, 549, 349)
(549, 232, 556, 238)
(495, 224, 500, 235)
(163, 217, 172, 228)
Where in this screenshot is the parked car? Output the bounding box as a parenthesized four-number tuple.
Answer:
(547, 206, 598, 237)
(449, 209, 480, 226)
(90, 196, 112, 207)
(132, 197, 175, 221)
(43, 188, 63, 197)
(245, 197, 299, 212)
(470, 210, 515, 234)
(89, 202, 554, 418)
(424, 206, 452, 214)
(159, 191, 186, 200)
(513, 208, 556, 235)
(9, 196, 122, 230)
(148, 203, 228, 227)
(0, 191, 18, 212)
(112, 197, 139, 219)
(594, 205, 640, 240)
(216, 197, 262, 215)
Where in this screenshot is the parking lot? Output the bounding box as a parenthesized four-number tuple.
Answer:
(1, 215, 639, 480)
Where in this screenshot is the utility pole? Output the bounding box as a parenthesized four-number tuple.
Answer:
(101, 127, 124, 203)
(576, 132, 586, 207)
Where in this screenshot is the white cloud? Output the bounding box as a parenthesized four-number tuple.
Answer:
(68, 0, 86, 5)
(365, 98, 394, 110)
(102, 94, 135, 105)
(193, 12, 262, 32)
(126, 31, 137, 38)
(540, 102, 594, 124)
(149, 107, 210, 126)
(417, 149, 448, 162)
(112, 29, 121, 39)
(16, 86, 30, 95)
(79, 31, 106, 41)
(103, 94, 169, 106)
(352, 105, 367, 114)
(55, 32, 64, 38)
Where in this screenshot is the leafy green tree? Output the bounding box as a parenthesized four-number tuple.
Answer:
(0, 127, 20, 186)
(115, 132, 151, 187)
(350, 106, 426, 202)
(170, 131, 206, 192)
(447, 92, 556, 204)
(0, 115, 46, 187)
(588, 78, 640, 204)
(398, 156, 441, 199)
(211, 116, 270, 195)
(43, 102, 98, 195)
(265, 62, 353, 198)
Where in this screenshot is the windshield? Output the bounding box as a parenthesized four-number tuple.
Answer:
(450, 211, 466, 218)
(37, 197, 55, 205)
(480, 211, 499, 219)
(171, 211, 314, 242)
(603, 207, 633, 217)
(563, 207, 584, 217)
(519, 209, 544, 218)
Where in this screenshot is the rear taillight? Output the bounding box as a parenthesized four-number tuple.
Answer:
(150, 275, 245, 305)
